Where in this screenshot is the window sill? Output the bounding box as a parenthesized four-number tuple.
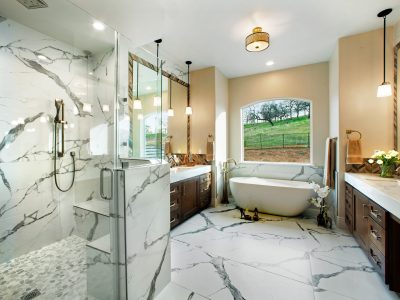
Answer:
(240, 161, 316, 167)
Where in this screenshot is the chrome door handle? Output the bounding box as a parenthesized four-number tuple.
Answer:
(100, 168, 113, 200)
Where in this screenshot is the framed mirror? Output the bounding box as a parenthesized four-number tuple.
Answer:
(395, 41, 400, 150)
(121, 52, 188, 160)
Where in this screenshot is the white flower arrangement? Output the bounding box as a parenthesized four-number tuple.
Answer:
(309, 182, 330, 208)
(369, 150, 399, 165)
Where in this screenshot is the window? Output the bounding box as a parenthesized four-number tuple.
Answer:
(241, 98, 311, 163)
(141, 112, 168, 158)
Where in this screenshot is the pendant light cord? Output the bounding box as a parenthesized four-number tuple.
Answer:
(169, 78, 172, 109)
(383, 15, 386, 83)
(136, 61, 139, 99)
(187, 62, 191, 107)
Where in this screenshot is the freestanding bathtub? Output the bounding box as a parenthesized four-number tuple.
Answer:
(229, 177, 315, 217)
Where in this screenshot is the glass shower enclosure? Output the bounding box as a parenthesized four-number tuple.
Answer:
(0, 1, 121, 299)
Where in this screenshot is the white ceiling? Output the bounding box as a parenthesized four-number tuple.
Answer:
(69, 0, 400, 78)
(3, 0, 400, 78)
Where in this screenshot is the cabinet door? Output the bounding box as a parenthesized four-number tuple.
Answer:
(181, 178, 198, 220)
(354, 189, 370, 250)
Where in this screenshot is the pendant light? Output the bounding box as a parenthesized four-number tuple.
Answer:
(377, 8, 392, 98)
(133, 61, 142, 110)
(154, 39, 162, 107)
(168, 77, 174, 117)
(245, 27, 269, 52)
(185, 61, 192, 115)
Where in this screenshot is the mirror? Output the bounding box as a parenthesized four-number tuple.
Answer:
(396, 41, 400, 150)
(121, 51, 188, 160)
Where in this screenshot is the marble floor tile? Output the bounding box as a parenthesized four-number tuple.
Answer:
(168, 205, 400, 300)
(156, 282, 209, 300)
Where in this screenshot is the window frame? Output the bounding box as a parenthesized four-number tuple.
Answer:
(240, 97, 314, 165)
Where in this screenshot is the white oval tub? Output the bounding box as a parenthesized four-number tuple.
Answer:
(229, 177, 314, 217)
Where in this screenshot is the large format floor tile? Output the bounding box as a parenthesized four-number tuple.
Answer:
(157, 205, 399, 300)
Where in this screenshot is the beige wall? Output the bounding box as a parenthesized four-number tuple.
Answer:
(395, 20, 400, 45)
(228, 62, 330, 166)
(335, 27, 394, 224)
(190, 67, 216, 154)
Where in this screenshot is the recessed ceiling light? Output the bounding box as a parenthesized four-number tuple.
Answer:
(93, 21, 105, 31)
(266, 60, 274, 66)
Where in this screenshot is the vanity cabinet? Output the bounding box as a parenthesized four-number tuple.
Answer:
(345, 183, 399, 290)
(170, 172, 212, 229)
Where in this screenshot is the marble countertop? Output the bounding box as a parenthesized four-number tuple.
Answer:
(170, 165, 212, 184)
(345, 173, 400, 219)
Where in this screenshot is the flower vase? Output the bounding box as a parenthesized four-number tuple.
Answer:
(380, 164, 394, 178)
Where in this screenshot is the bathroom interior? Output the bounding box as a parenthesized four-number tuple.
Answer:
(1, 0, 400, 299)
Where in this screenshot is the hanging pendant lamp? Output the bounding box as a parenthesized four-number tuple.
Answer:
(377, 8, 392, 98)
(245, 27, 269, 52)
(154, 39, 162, 107)
(185, 61, 192, 115)
(168, 77, 174, 117)
(133, 61, 142, 110)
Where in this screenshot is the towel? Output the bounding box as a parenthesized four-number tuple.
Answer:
(164, 141, 172, 155)
(324, 138, 336, 188)
(346, 139, 363, 165)
(206, 141, 214, 161)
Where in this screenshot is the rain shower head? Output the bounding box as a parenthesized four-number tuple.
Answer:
(16, 0, 48, 9)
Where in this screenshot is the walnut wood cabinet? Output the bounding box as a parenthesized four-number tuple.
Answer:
(170, 172, 212, 229)
(345, 182, 400, 291)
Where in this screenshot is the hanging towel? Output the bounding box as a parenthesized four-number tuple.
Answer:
(206, 141, 214, 161)
(164, 141, 172, 155)
(324, 138, 336, 188)
(346, 139, 363, 165)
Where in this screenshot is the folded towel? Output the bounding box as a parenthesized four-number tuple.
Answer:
(206, 141, 214, 161)
(164, 141, 172, 155)
(346, 139, 363, 165)
(324, 138, 336, 188)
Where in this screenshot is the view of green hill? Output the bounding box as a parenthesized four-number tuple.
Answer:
(243, 116, 310, 149)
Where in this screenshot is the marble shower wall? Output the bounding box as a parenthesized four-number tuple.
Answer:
(0, 19, 115, 263)
(120, 163, 171, 299)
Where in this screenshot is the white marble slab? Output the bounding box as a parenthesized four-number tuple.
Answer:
(345, 173, 400, 219)
(167, 204, 398, 300)
(170, 165, 211, 183)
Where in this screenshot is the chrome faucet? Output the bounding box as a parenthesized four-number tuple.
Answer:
(221, 158, 238, 204)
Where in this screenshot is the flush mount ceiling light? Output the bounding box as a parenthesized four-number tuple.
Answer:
(154, 39, 163, 107)
(377, 8, 392, 98)
(92, 21, 105, 31)
(245, 27, 269, 52)
(266, 60, 274, 66)
(133, 61, 142, 110)
(185, 61, 192, 115)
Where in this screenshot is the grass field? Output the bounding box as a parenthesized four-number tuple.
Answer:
(243, 116, 310, 162)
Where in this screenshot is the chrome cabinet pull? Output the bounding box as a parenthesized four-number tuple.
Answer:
(370, 229, 381, 240)
(362, 204, 368, 219)
(369, 249, 381, 268)
(370, 209, 381, 220)
(170, 218, 176, 224)
(100, 168, 113, 200)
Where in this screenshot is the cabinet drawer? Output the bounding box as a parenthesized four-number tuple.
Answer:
(368, 217, 386, 254)
(369, 242, 385, 276)
(170, 194, 179, 212)
(170, 184, 180, 196)
(170, 209, 180, 228)
(345, 194, 353, 214)
(369, 202, 386, 229)
(199, 173, 211, 183)
(345, 211, 353, 233)
(345, 183, 353, 199)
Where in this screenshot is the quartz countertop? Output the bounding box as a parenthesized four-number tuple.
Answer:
(170, 165, 212, 183)
(345, 173, 400, 219)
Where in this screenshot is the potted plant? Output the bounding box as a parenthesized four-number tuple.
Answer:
(368, 150, 399, 178)
(309, 182, 332, 228)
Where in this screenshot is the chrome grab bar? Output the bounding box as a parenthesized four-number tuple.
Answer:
(100, 168, 113, 200)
